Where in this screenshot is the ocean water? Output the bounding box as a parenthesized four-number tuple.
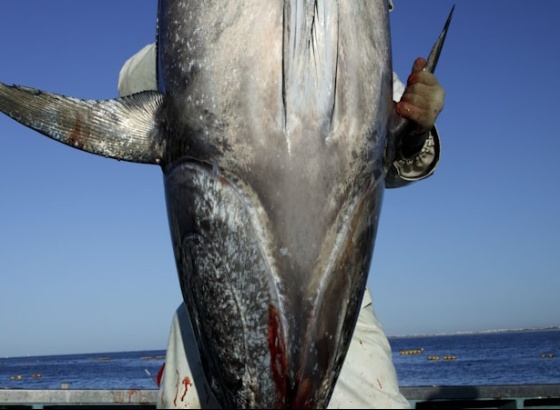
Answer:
(390, 328, 560, 387)
(1, 329, 559, 390)
(0, 350, 166, 390)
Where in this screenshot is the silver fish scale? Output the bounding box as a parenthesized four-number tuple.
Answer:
(166, 161, 281, 407)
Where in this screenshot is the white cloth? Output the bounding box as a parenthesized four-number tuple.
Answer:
(157, 290, 410, 409)
(118, 44, 157, 96)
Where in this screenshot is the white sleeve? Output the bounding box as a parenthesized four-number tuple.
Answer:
(118, 44, 157, 97)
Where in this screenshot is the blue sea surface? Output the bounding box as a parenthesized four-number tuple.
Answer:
(390, 329, 560, 386)
(1, 329, 559, 390)
(0, 350, 166, 389)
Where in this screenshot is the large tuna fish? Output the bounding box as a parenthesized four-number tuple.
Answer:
(0, 1, 451, 408)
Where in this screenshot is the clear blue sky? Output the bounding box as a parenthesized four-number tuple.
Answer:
(1, 1, 559, 358)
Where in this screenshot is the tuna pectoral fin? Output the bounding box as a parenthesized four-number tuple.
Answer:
(0, 83, 164, 164)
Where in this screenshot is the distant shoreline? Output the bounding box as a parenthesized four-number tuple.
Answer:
(5, 327, 559, 359)
(388, 326, 560, 339)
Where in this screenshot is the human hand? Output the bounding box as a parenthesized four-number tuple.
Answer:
(396, 57, 445, 135)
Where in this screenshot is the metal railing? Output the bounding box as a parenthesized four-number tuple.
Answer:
(0, 389, 158, 409)
(0, 384, 559, 409)
(401, 384, 560, 409)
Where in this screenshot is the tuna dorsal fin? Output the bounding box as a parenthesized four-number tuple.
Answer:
(0, 83, 165, 164)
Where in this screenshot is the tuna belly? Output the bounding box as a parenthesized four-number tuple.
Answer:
(163, 160, 383, 408)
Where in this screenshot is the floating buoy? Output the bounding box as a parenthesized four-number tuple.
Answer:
(399, 349, 424, 355)
(443, 355, 457, 361)
(428, 356, 440, 361)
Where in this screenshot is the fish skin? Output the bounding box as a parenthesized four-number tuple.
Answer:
(0, 0, 392, 408)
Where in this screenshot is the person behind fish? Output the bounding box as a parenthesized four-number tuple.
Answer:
(118, 8, 444, 410)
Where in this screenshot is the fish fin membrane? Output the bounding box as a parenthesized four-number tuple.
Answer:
(0, 83, 164, 164)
